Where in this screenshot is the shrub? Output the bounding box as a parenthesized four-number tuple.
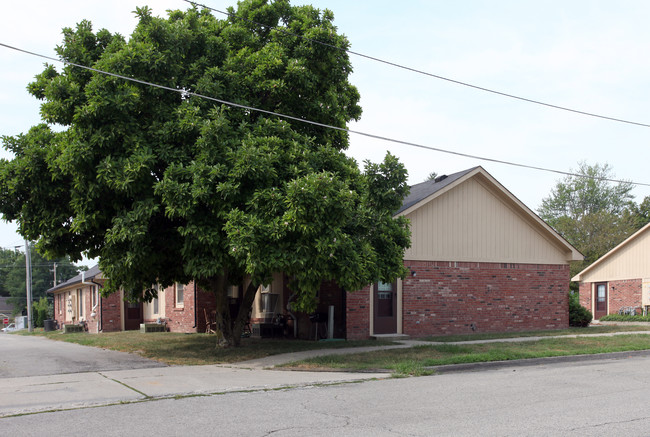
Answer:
(32, 297, 52, 328)
(568, 292, 592, 327)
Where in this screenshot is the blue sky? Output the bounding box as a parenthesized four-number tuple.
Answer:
(2, 0, 650, 264)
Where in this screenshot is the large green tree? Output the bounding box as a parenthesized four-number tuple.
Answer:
(0, 2, 410, 345)
(538, 162, 637, 279)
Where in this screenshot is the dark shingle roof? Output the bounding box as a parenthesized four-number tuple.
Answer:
(396, 167, 479, 214)
(46, 264, 102, 294)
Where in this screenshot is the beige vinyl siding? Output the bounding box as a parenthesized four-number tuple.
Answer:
(578, 229, 650, 283)
(403, 176, 569, 264)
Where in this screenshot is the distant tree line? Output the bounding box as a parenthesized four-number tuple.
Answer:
(538, 161, 649, 285)
(0, 246, 83, 315)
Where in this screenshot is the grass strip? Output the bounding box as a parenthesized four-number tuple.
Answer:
(285, 334, 650, 376)
(421, 325, 650, 342)
(21, 330, 394, 366)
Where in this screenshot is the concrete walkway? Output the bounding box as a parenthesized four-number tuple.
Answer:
(2, 330, 650, 417)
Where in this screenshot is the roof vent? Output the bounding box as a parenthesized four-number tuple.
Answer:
(434, 175, 448, 183)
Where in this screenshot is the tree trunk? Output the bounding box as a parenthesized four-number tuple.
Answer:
(210, 275, 258, 347)
(229, 282, 258, 347)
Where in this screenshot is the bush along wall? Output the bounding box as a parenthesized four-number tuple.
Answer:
(569, 292, 593, 327)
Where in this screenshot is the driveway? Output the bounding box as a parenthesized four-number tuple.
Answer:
(0, 334, 166, 378)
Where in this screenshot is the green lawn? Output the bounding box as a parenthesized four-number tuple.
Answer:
(284, 333, 650, 376)
(23, 330, 393, 366)
(421, 325, 650, 342)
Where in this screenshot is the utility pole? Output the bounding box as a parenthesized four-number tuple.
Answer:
(25, 240, 33, 332)
(53, 262, 57, 287)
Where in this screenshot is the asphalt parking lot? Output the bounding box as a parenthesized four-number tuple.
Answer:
(0, 333, 166, 378)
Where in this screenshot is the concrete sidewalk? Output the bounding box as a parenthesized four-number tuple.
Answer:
(2, 330, 650, 417)
(0, 365, 389, 417)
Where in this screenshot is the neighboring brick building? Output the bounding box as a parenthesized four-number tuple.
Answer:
(48, 266, 217, 333)
(346, 166, 583, 339)
(573, 222, 650, 319)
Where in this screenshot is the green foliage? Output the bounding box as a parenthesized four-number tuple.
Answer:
(538, 162, 638, 279)
(1, 247, 81, 315)
(568, 292, 592, 327)
(0, 1, 410, 345)
(600, 314, 650, 322)
(0, 248, 21, 297)
(625, 195, 650, 229)
(32, 297, 52, 328)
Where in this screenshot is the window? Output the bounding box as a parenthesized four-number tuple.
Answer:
(91, 285, 97, 308)
(175, 283, 184, 307)
(152, 285, 160, 315)
(58, 294, 62, 315)
(77, 288, 83, 318)
(227, 285, 240, 299)
(596, 283, 607, 312)
(259, 284, 277, 315)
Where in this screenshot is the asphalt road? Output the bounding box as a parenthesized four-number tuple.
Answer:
(4, 350, 650, 435)
(0, 333, 165, 377)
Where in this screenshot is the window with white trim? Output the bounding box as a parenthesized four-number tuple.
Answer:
(152, 284, 160, 315)
(175, 283, 184, 307)
(77, 288, 83, 318)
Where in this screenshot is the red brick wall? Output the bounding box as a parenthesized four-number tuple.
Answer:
(346, 285, 371, 340)
(608, 278, 642, 313)
(346, 261, 570, 339)
(402, 261, 569, 337)
(165, 281, 196, 333)
(579, 282, 591, 311)
(163, 281, 217, 333)
(579, 278, 642, 316)
(100, 292, 123, 332)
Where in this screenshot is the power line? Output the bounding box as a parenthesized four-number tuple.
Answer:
(1, 41, 649, 188)
(0, 245, 25, 251)
(182, 0, 650, 129)
(0, 263, 79, 269)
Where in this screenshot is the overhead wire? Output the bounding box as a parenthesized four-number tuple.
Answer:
(1, 41, 648, 187)
(181, 0, 650, 130)
(0, 264, 76, 269)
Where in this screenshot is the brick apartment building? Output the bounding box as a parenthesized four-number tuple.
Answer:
(48, 167, 582, 340)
